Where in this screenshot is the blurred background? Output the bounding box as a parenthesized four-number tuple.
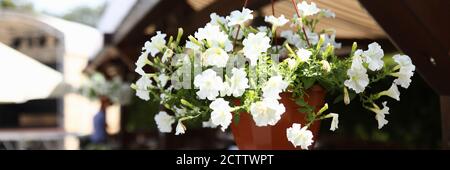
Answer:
(0, 0, 447, 150)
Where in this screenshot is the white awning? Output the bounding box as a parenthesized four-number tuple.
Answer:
(97, 0, 138, 34)
(0, 42, 71, 103)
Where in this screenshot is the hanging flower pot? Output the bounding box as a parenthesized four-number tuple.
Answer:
(231, 85, 325, 150)
(131, 1, 416, 150)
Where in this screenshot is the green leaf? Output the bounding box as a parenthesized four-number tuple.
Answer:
(298, 107, 313, 114)
(233, 113, 240, 125)
(351, 42, 358, 56)
(295, 98, 306, 106)
(303, 77, 316, 89)
(306, 112, 315, 122)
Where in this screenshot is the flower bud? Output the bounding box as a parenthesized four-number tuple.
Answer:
(321, 60, 331, 72)
(344, 87, 350, 105)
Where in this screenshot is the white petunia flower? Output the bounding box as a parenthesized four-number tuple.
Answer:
(392, 54, 415, 88)
(202, 119, 218, 128)
(186, 40, 201, 51)
(250, 98, 286, 126)
(375, 113, 389, 130)
(368, 102, 390, 129)
(322, 9, 335, 18)
(321, 60, 331, 72)
(220, 83, 231, 97)
(159, 93, 167, 104)
(201, 47, 229, 68)
(285, 58, 298, 70)
(379, 83, 400, 101)
(297, 1, 321, 17)
(157, 74, 169, 87)
(195, 23, 233, 52)
(223, 68, 249, 97)
(161, 49, 173, 63)
(209, 13, 227, 26)
(135, 52, 149, 76)
(296, 48, 312, 62)
(280, 30, 306, 48)
(393, 54, 415, 72)
(174, 106, 188, 117)
(154, 111, 175, 133)
(393, 70, 414, 89)
(257, 26, 269, 33)
(143, 31, 166, 57)
(230, 26, 244, 40)
(321, 33, 341, 49)
(227, 8, 254, 26)
(135, 75, 152, 101)
(286, 123, 314, 149)
(209, 98, 233, 131)
(175, 120, 186, 135)
(344, 52, 369, 93)
(280, 30, 293, 39)
(265, 15, 289, 27)
(243, 32, 271, 66)
(344, 66, 369, 94)
(262, 75, 289, 100)
(306, 29, 319, 45)
(194, 69, 224, 100)
(362, 42, 384, 71)
(329, 113, 339, 131)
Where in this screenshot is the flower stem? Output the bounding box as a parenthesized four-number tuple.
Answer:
(290, 0, 311, 48)
(233, 0, 249, 48)
(271, 0, 278, 51)
(233, 26, 241, 47)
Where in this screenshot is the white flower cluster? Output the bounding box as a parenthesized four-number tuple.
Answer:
(343, 42, 415, 129)
(79, 72, 131, 105)
(132, 1, 416, 149)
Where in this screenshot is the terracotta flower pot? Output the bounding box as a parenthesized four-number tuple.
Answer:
(230, 85, 326, 150)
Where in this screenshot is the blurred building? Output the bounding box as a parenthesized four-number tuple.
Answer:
(0, 10, 117, 149)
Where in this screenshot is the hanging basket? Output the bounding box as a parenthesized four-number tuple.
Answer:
(230, 85, 326, 150)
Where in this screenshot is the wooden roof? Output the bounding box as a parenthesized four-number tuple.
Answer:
(358, 0, 450, 149)
(359, 0, 450, 95)
(187, 0, 386, 39)
(106, 0, 387, 61)
(91, 0, 391, 77)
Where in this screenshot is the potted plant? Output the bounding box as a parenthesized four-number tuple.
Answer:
(131, 1, 415, 150)
(79, 72, 131, 105)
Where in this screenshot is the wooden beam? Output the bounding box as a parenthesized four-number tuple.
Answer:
(118, 0, 195, 61)
(441, 96, 450, 149)
(118, 0, 276, 62)
(112, 0, 161, 45)
(183, 0, 278, 35)
(359, 0, 450, 149)
(359, 0, 450, 95)
(83, 46, 119, 74)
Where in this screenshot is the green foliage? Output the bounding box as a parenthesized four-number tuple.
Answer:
(126, 95, 159, 132)
(0, 0, 34, 12)
(62, 5, 106, 27)
(1, 0, 16, 8)
(233, 112, 240, 125)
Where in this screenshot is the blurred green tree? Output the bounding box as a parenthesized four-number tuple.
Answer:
(0, 0, 34, 11)
(61, 5, 105, 27)
(1, 0, 16, 8)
